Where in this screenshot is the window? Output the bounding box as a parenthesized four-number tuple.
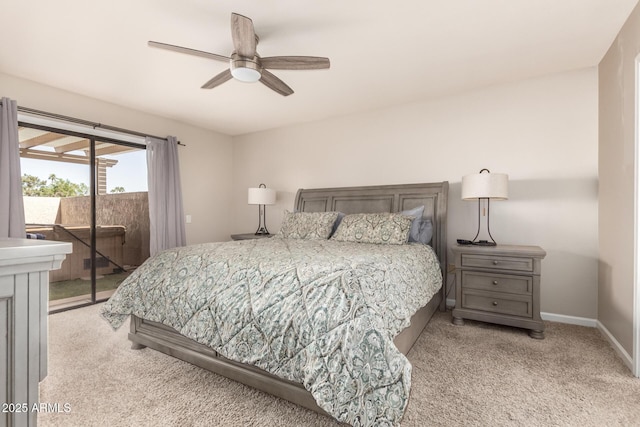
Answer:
(19, 124, 149, 312)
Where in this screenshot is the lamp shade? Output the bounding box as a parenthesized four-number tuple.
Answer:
(248, 187, 276, 205)
(461, 172, 508, 200)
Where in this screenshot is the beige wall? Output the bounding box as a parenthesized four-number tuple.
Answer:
(232, 68, 599, 319)
(598, 3, 640, 356)
(1, 72, 234, 244)
(1, 65, 604, 322)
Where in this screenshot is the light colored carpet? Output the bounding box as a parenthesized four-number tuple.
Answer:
(39, 304, 640, 426)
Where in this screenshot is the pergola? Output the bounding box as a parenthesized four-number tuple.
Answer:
(18, 127, 137, 194)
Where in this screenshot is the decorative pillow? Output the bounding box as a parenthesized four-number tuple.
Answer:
(402, 205, 425, 242)
(278, 211, 340, 240)
(331, 212, 414, 245)
(413, 218, 433, 245)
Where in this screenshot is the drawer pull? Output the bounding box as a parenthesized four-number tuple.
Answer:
(492, 280, 498, 285)
(492, 301, 498, 306)
(493, 260, 499, 265)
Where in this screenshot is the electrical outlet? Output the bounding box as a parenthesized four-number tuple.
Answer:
(447, 263, 456, 273)
(186, 215, 192, 224)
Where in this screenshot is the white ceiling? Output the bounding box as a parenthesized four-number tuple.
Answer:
(0, 0, 637, 136)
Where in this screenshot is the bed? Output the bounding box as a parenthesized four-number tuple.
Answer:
(101, 182, 449, 426)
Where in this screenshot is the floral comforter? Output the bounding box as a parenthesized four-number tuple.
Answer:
(101, 237, 441, 426)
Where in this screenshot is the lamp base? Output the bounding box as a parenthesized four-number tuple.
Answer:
(468, 198, 499, 247)
(254, 203, 270, 235)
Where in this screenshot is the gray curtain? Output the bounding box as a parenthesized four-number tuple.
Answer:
(0, 97, 26, 238)
(146, 135, 186, 256)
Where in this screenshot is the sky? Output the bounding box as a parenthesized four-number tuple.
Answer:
(21, 149, 148, 193)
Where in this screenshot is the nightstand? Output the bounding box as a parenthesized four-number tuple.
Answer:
(451, 244, 546, 339)
(230, 233, 274, 241)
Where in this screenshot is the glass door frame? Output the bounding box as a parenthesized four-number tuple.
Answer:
(18, 121, 146, 313)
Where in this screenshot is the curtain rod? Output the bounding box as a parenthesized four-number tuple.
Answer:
(0, 101, 185, 146)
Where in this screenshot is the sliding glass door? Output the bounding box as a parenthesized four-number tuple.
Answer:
(18, 124, 149, 312)
(94, 147, 149, 302)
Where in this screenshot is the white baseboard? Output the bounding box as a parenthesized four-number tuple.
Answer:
(448, 306, 634, 373)
(542, 312, 634, 373)
(540, 312, 597, 328)
(447, 306, 598, 327)
(596, 320, 634, 372)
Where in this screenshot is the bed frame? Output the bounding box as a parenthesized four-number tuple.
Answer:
(128, 181, 449, 416)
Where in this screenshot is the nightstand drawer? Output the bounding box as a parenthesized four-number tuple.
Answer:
(461, 290, 532, 318)
(461, 271, 532, 295)
(461, 254, 534, 272)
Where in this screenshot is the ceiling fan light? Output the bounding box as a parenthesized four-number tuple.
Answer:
(230, 53, 262, 83)
(231, 66, 261, 83)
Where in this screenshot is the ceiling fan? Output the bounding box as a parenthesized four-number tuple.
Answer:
(148, 12, 330, 96)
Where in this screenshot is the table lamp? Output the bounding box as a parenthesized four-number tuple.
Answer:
(461, 168, 508, 246)
(248, 183, 276, 235)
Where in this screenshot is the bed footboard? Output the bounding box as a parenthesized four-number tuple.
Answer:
(127, 290, 441, 418)
(128, 314, 329, 415)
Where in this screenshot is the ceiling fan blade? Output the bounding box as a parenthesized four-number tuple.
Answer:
(259, 70, 294, 96)
(148, 41, 229, 62)
(201, 69, 233, 89)
(231, 13, 257, 58)
(261, 56, 330, 70)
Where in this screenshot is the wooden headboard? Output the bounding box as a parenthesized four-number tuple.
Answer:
(294, 182, 449, 308)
